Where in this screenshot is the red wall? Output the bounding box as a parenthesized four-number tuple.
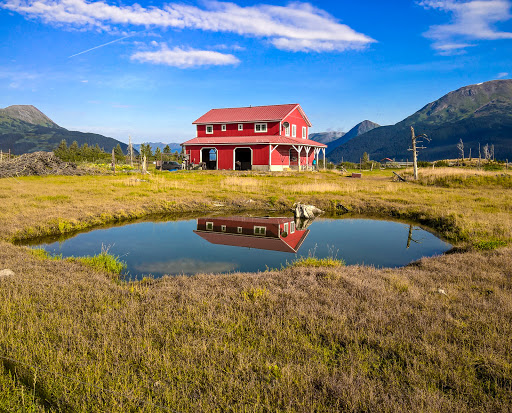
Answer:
(196, 121, 280, 137)
(282, 107, 308, 139)
(185, 144, 271, 169)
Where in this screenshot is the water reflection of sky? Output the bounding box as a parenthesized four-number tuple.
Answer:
(35, 217, 452, 279)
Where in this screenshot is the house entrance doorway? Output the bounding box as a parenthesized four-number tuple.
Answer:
(234, 148, 252, 170)
(201, 148, 217, 170)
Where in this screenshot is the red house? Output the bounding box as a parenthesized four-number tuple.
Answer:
(182, 103, 327, 171)
(194, 216, 309, 253)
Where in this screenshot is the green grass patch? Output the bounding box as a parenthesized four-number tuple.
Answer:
(473, 239, 509, 250)
(68, 251, 126, 275)
(290, 256, 345, 267)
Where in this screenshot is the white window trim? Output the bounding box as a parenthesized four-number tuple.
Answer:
(206, 125, 213, 134)
(237, 226, 243, 234)
(238, 124, 243, 131)
(290, 221, 295, 234)
(254, 226, 266, 235)
(284, 223, 289, 234)
(302, 126, 306, 139)
(292, 124, 296, 138)
(285, 125, 290, 136)
(221, 225, 226, 232)
(206, 222, 214, 230)
(254, 123, 267, 133)
(221, 124, 226, 131)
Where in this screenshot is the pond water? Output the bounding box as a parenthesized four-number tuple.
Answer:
(27, 214, 452, 279)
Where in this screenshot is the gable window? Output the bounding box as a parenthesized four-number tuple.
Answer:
(255, 123, 267, 133)
(284, 223, 289, 234)
(221, 124, 226, 131)
(292, 124, 296, 138)
(254, 226, 266, 236)
(238, 124, 243, 131)
(302, 126, 307, 139)
(284, 124, 290, 136)
(206, 125, 213, 134)
(206, 222, 214, 230)
(290, 221, 295, 233)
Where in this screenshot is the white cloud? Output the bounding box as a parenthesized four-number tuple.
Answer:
(419, 0, 512, 53)
(1, 0, 375, 52)
(497, 71, 509, 77)
(131, 45, 240, 68)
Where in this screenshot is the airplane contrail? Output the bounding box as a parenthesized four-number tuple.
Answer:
(68, 33, 137, 58)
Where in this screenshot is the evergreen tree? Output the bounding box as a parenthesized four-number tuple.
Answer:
(163, 145, 171, 154)
(155, 147, 162, 159)
(54, 140, 68, 160)
(114, 143, 125, 162)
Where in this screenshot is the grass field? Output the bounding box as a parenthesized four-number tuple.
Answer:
(0, 167, 511, 411)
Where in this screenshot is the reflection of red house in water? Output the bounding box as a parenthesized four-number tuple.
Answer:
(194, 216, 309, 253)
(182, 104, 327, 171)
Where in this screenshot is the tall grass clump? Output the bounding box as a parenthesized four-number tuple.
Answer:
(69, 250, 126, 275)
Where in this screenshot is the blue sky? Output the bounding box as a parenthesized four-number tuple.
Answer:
(1, 0, 511, 143)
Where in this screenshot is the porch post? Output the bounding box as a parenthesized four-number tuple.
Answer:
(305, 146, 311, 170)
(322, 148, 326, 170)
(269, 144, 272, 171)
(315, 148, 319, 170)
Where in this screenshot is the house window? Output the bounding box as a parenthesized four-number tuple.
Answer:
(284, 223, 288, 234)
(238, 124, 243, 131)
(292, 124, 296, 138)
(221, 124, 226, 131)
(254, 226, 266, 236)
(290, 221, 295, 234)
(255, 123, 267, 133)
(237, 227, 243, 234)
(206, 125, 213, 134)
(302, 126, 306, 139)
(285, 124, 290, 136)
(221, 225, 226, 232)
(206, 222, 214, 230)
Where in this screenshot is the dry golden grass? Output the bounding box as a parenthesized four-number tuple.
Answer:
(0, 167, 511, 411)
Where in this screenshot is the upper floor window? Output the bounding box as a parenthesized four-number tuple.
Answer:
(254, 226, 266, 236)
(255, 123, 267, 133)
(302, 126, 307, 139)
(206, 125, 213, 134)
(292, 124, 296, 138)
(290, 221, 295, 233)
(284, 123, 290, 136)
(238, 124, 243, 131)
(221, 124, 226, 131)
(206, 221, 214, 230)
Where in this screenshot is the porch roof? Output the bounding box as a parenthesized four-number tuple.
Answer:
(181, 135, 327, 148)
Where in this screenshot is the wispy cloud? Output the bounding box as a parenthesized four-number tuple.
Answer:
(131, 45, 240, 68)
(497, 71, 509, 77)
(419, 0, 512, 54)
(1, 0, 375, 53)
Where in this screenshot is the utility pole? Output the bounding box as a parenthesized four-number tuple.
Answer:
(408, 126, 429, 180)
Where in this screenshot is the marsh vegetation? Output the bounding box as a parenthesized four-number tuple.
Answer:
(0, 167, 511, 411)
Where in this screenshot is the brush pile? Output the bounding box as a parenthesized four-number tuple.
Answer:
(0, 151, 99, 178)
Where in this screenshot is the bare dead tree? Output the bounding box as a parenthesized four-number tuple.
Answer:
(456, 138, 464, 160)
(491, 144, 495, 161)
(408, 126, 430, 180)
(483, 144, 490, 161)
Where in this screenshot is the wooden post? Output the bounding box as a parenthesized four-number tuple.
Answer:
(322, 148, 326, 170)
(128, 135, 133, 167)
(142, 155, 147, 174)
(111, 148, 116, 174)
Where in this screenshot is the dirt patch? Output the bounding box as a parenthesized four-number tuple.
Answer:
(0, 152, 100, 178)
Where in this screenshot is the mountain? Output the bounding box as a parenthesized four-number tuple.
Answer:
(309, 131, 345, 145)
(133, 142, 182, 153)
(326, 120, 380, 154)
(0, 105, 131, 155)
(328, 79, 512, 162)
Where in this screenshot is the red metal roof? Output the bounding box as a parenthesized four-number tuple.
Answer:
(194, 230, 309, 253)
(182, 135, 327, 148)
(193, 104, 312, 126)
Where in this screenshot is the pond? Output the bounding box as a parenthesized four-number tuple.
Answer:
(25, 214, 452, 279)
